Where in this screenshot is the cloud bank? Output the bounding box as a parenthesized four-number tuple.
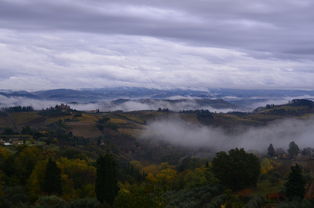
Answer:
(141, 117, 314, 152)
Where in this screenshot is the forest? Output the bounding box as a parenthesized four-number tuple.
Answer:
(1, 101, 314, 208)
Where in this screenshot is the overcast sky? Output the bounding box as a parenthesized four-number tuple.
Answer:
(1, 0, 314, 90)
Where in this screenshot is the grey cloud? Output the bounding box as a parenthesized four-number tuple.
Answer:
(1, 0, 314, 58)
(1, 0, 314, 90)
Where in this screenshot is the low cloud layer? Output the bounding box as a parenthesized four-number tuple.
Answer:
(141, 117, 314, 152)
(0, 95, 235, 112)
(102, 99, 235, 113)
(0, 95, 100, 111)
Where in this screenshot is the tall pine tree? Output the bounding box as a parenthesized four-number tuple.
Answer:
(267, 144, 276, 157)
(288, 141, 300, 159)
(95, 154, 119, 205)
(285, 164, 306, 200)
(41, 159, 62, 195)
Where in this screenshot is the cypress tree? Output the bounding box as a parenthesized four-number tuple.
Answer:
(41, 158, 62, 195)
(267, 144, 276, 157)
(288, 141, 300, 159)
(285, 164, 306, 200)
(95, 154, 119, 205)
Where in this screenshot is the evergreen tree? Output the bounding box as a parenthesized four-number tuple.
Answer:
(288, 141, 300, 159)
(267, 144, 276, 157)
(41, 159, 62, 195)
(285, 164, 306, 200)
(95, 154, 119, 205)
(212, 148, 260, 190)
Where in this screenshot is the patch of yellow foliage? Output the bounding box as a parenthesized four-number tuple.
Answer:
(260, 158, 277, 174)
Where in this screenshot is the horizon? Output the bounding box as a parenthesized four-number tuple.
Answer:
(3, 87, 314, 92)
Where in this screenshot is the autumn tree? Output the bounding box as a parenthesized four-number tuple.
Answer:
(212, 148, 260, 190)
(14, 146, 42, 184)
(95, 154, 119, 205)
(58, 157, 96, 198)
(41, 159, 62, 195)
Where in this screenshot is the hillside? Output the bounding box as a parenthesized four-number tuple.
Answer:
(1, 100, 314, 207)
(1, 99, 314, 162)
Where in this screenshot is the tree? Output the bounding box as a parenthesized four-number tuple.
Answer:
(41, 159, 62, 195)
(57, 157, 96, 198)
(211, 148, 260, 190)
(114, 184, 164, 208)
(267, 144, 276, 157)
(14, 146, 42, 184)
(288, 141, 300, 159)
(285, 164, 306, 200)
(95, 154, 119, 205)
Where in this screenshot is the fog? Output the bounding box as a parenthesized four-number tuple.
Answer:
(141, 117, 314, 152)
(102, 100, 235, 113)
(0, 96, 235, 112)
(2, 94, 314, 114)
(0, 95, 101, 111)
(239, 95, 314, 111)
(0, 95, 60, 110)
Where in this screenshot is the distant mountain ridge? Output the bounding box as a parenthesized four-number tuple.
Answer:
(0, 87, 212, 102)
(1, 87, 314, 102)
(1, 88, 314, 112)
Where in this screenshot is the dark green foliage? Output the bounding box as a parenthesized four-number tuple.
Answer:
(34, 195, 68, 208)
(59, 147, 88, 160)
(177, 157, 206, 172)
(21, 126, 34, 135)
(195, 110, 213, 124)
(0, 186, 29, 208)
(69, 198, 103, 208)
(205, 194, 228, 208)
(285, 164, 306, 200)
(117, 161, 145, 183)
(288, 141, 300, 159)
(95, 154, 119, 205)
(205, 191, 245, 208)
(2, 127, 17, 135)
(243, 196, 265, 208)
(301, 147, 313, 157)
(164, 185, 223, 208)
(211, 148, 260, 190)
(289, 99, 314, 107)
(39, 105, 72, 117)
(267, 144, 276, 157)
(114, 184, 164, 208)
(278, 200, 313, 208)
(1, 106, 34, 112)
(41, 159, 62, 195)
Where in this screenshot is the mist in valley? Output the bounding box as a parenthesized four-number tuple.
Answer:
(0, 95, 236, 112)
(101, 99, 235, 113)
(141, 117, 314, 152)
(0, 95, 101, 111)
